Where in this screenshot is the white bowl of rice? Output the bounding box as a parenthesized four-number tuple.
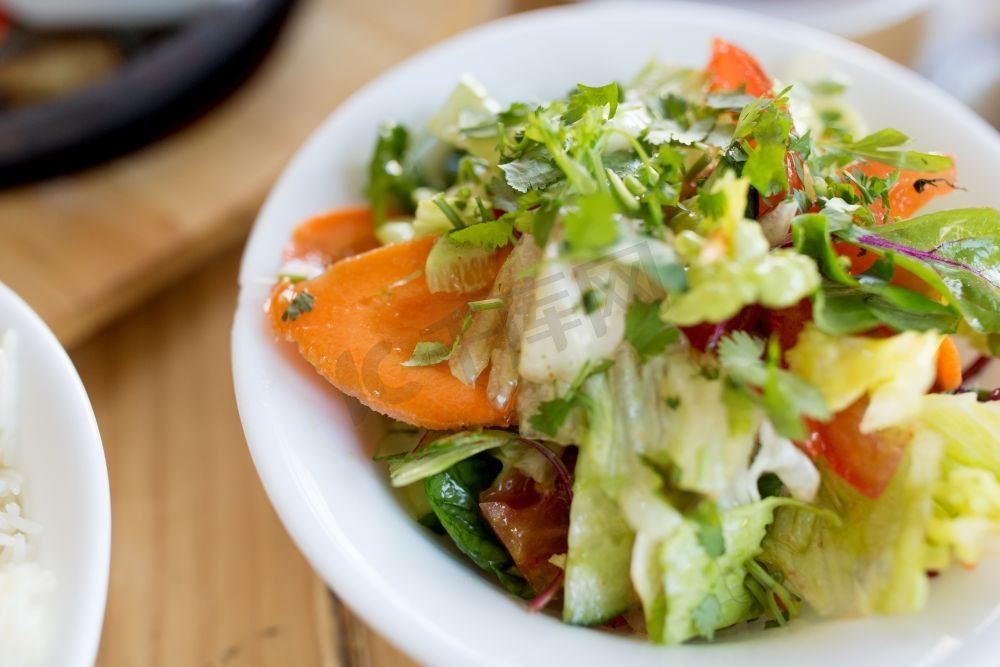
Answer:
(0, 283, 110, 667)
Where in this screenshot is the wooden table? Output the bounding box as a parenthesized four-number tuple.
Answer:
(40, 0, 560, 665)
(4, 1, 919, 664)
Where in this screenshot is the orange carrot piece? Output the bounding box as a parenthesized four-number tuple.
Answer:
(283, 206, 380, 266)
(935, 336, 963, 392)
(706, 37, 773, 98)
(272, 236, 514, 430)
(860, 161, 958, 222)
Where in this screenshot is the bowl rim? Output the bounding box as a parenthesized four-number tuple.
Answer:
(0, 282, 111, 667)
(685, 0, 938, 38)
(232, 2, 1000, 665)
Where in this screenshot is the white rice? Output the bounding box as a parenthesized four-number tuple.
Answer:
(0, 331, 55, 667)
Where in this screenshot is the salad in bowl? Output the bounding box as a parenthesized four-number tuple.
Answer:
(266, 38, 1000, 644)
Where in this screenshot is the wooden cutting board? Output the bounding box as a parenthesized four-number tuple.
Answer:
(0, 0, 558, 347)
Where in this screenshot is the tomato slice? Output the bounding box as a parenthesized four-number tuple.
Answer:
(479, 471, 569, 593)
(805, 396, 911, 499)
(706, 38, 773, 98)
(766, 299, 813, 353)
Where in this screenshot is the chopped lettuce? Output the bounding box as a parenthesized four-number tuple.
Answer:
(919, 394, 1000, 569)
(761, 432, 942, 616)
(563, 369, 636, 624)
(655, 348, 761, 498)
(427, 76, 501, 160)
(623, 470, 801, 643)
(787, 326, 942, 432)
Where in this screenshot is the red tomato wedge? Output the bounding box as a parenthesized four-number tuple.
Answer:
(480, 471, 569, 594)
(706, 37, 773, 98)
(805, 397, 911, 499)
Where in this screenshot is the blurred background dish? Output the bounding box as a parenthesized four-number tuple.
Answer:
(3, 0, 251, 29)
(0, 0, 293, 185)
(670, 0, 937, 37)
(0, 282, 110, 667)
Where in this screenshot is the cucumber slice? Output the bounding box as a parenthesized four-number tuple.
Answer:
(562, 372, 635, 625)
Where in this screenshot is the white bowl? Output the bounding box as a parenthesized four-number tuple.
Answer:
(0, 284, 110, 667)
(232, 3, 1000, 666)
(600, 0, 939, 38)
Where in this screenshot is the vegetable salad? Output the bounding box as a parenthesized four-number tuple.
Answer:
(271, 39, 1000, 643)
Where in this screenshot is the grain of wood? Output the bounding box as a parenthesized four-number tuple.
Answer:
(73, 249, 333, 666)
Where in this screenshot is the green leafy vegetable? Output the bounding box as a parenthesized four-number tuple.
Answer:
(367, 123, 416, 227)
(281, 291, 314, 322)
(563, 193, 620, 254)
(499, 154, 563, 193)
(448, 219, 516, 250)
(843, 208, 1000, 334)
(624, 299, 679, 362)
(424, 456, 531, 597)
(529, 360, 612, 438)
(401, 341, 452, 367)
(381, 430, 517, 487)
(564, 82, 622, 125)
(792, 213, 963, 335)
(828, 129, 953, 172)
(761, 441, 939, 616)
(743, 142, 788, 197)
(718, 332, 829, 439)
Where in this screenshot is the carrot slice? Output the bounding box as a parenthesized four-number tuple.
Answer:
(272, 236, 514, 430)
(860, 161, 958, 221)
(283, 206, 380, 266)
(706, 37, 773, 98)
(935, 336, 963, 392)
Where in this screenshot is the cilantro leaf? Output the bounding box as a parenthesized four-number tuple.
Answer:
(528, 360, 612, 437)
(528, 395, 582, 438)
(690, 501, 725, 558)
(717, 332, 767, 385)
(401, 341, 452, 367)
(718, 332, 829, 439)
(743, 142, 788, 197)
(499, 154, 563, 193)
(563, 193, 619, 253)
(281, 291, 314, 322)
(625, 299, 679, 362)
(564, 82, 621, 125)
(448, 219, 515, 250)
(828, 128, 953, 172)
